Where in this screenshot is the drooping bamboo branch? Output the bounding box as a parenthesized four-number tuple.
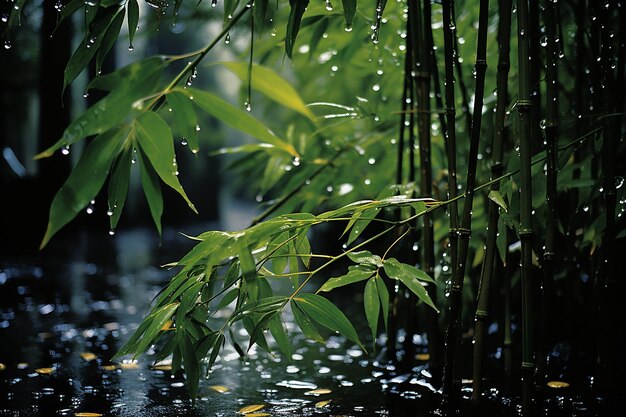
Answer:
(442, 0, 490, 402)
(471, 0, 512, 405)
(515, 0, 536, 413)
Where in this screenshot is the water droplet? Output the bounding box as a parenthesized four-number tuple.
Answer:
(539, 119, 546, 130)
(615, 176, 624, 189)
(109, 229, 115, 236)
(540, 35, 548, 47)
(195, 125, 201, 132)
(244, 101, 252, 112)
(128, 44, 134, 51)
(3, 40, 11, 50)
(107, 208, 113, 216)
(582, 205, 590, 212)
(368, 158, 376, 165)
(224, 33, 231, 44)
(325, 0, 333, 11)
(372, 84, 381, 92)
(211, 0, 217, 7)
(1, 14, 9, 23)
(61, 145, 70, 155)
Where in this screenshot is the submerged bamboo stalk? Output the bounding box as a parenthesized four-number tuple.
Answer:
(515, 0, 536, 413)
(471, 0, 512, 405)
(442, 0, 490, 402)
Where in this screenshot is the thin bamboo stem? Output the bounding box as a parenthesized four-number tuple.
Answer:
(442, 0, 490, 403)
(471, 0, 512, 405)
(515, 0, 536, 413)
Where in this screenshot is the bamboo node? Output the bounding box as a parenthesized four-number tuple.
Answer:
(521, 362, 535, 369)
(475, 59, 488, 69)
(517, 99, 532, 109)
(457, 227, 471, 236)
(518, 228, 533, 237)
(475, 310, 488, 319)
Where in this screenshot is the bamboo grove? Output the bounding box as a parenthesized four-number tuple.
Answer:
(2, 0, 625, 414)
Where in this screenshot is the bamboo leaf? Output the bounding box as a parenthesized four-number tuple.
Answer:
(222, 62, 316, 120)
(294, 293, 364, 350)
(134, 302, 179, 357)
(375, 275, 389, 331)
(269, 314, 292, 357)
(290, 301, 325, 343)
(247, 312, 276, 352)
(347, 250, 383, 268)
(107, 147, 133, 231)
(137, 149, 164, 236)
(488, 190, 508, 212)
(95, 9, 124, 76)
(166, 91, 199, 153)
(127, 0, 139, 48)
(285, 0, 310, 58)
(180, 330, 200, 400)
(180, 87, 298, 157)
(340, 0, 357, 29)
(40, 128, 126, 248)
(363, 277, 379, 342)
(318, 266, 374, 292)
(135, 111, 197, 213)
(384, 259, 438, 312)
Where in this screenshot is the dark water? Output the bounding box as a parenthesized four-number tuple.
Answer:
(0, 226, 619, 416)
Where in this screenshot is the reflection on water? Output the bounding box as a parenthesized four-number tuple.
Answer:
(0, 225, 617, 417)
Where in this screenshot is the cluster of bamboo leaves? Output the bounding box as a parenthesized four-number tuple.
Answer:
(4, 0, 625, 409)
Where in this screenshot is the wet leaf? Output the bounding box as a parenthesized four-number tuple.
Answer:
(209, 385, 230, 393)
(363, 277, 379, 342)
(318, 266, 374, 292)
(383, 259, 438, 312)
(79, 352, 97, 362)
(152, 364, 173, 371)
(95, 9, 125, 76)
(180, 87, 298, 157)
(238, 404, 265, 414)
(107, 147, 133, 231)
(305, 388, 332, 395)
(135, 111, 197, 213)
(291, 301, 325, 343)
(285, 0, 310, 58)
(35, 367, 54, 375)
(166, 91, 199, 153)
(347, 250, 383, 267)
(269, 314, 292, 358)
(222, 62, 315, 120)
(547, 380, 570, 388)
(315, 399, 332, 407)
(375, 275, 389, 331)
(137, 150, 164, 236)
(294, 293, 364, 350)
(180, 330, 200, 400)
(127, 0, 139, 48)
(75, 413, 103, 417)
(488, 190, 508, 212)
(40, 128, 125, 248)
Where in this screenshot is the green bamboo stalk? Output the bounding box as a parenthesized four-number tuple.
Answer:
(450, 1, 473, 135)
(528, 0, 542, 153)
(515, 0, 536, 413)
(471, 0, 512, 405)
(442, 0, 490, 403)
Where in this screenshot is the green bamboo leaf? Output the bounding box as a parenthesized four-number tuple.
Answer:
(295, 293, 364, 350)
(40, 128, 126, 248)
(285, 0, 310, 58)
(64, 5, 122, 91)
(208, 333, 225, 369)
(384, 259, 438, 312)
(95, 8, 124, 76)
(253, 0, 268, 31)
(214, 289, 238, 312)
(375, 275, 389, 331)
(267, 232, 290, 275)
(246, 311, 276, 352)
(318, 266, 374, 292)
(56, 0, 83, 26)
(180, 330, 200, 400)
(347, 250, 383, 267)
(107, 146, 133, 231)
(290, 301, 325, 343)
(308, 17, 329, 60)
(127, 0, 139, 49)
(224, 0, 240, 24)
(295, 227, 312, 267)
(269, 313, 292, 357)
(135, 111, 197, 213)
(488, 190, 508, 212)
(88, 56, 166, 92)
(134, 302, 180, 357)
(137, 149, 163, 236)
(196, 331, 219, 362)
(180, 87, 298, 157)
(237, 239, 259, 301)
(363, 277, 379, 342)
(340, 0, 357, 29)
(221, 62, 316, 120)
(84, 0, 101, 28)
(176, 281, 204, 327)
(166, 91, 199, 153)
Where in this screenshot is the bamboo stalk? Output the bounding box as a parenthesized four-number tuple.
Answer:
(442, 0, 490, 403)
(535, 0, 559, 394)
(471, 0, 512, 405)
(515, 0, 536, 413)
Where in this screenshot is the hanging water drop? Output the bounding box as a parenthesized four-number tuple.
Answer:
(1, 14, 8, 23)
(54, 1, 63, 11)
(61, 145, 70, 155)
(181, 139, 188, 146)
(128, 44, 134, 51)
(211, 0, 217, 7)
(3, 40, 11, 50)
(224, 33, 231, 44)
(195, 125, 201, 132)
(244, 101, 252, 112)
(109, 229, 116, 236)
(325, 0, 333, 11)
(540, 35, 548, 47)
(539, 119, 546, 130)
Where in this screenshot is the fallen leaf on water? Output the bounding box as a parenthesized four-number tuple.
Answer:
(80, 352, 97, 362)
(415, 353, 430, 361)
(239, 404, 265, 414)
(119, 361, 139, 370)
(38, 332, 55, 340)
(547, 380, 570, 388)
(0, 363, 5, 371)
(152, 364, 172, 371)
(245, 414, 271, 417)
(315, 400, 332, 408)
(305, 388, 332, 395)
(35, 367, 54, 375)
(75, 413, 103, 417)
(99, 364, 117, 371)
(17, 362, 28, 369)
(210, 385, 230, 393)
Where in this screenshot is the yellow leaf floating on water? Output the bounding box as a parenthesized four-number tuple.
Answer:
(305, 388, 332, 395)
(152, 364, 172, 371)
(415, 353, 430, 361)
(0, 363, 6, 371)
(99, 364, 117, 371)
(238, 404, 265, 414)
(547, 380, 570, 388)
(210, 385, 230, 393)
(244, 414, 270, 417)
(35, 367, 54, 375)
(75, 413, 103, 417)
(315, 400, 332, 408)
(119, 361, 139, 370)
(80, 352, 97, 362)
